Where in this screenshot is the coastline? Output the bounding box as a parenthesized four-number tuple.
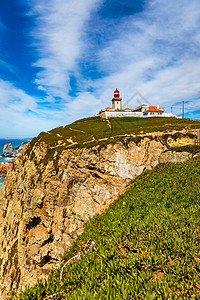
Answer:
(0, 138, 31, 188)
(0, 175, 5, 189)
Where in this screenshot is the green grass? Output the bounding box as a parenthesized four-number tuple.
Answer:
(26, 116, 200, 164)
(44, 117, 200, 146)
(13, 156, 200, 299)
(170, 144, 200, 155)
(109, 117, 199, 135)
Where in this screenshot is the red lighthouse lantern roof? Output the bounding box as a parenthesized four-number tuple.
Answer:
(114, 88, 120, 98)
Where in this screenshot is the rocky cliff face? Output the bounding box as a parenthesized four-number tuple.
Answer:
(0, 132, 197, 298)
(0, 163, 10, 176)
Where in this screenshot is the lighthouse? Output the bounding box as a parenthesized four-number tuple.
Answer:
(97, 89, 173, 118)
(112, 88, 122, 110)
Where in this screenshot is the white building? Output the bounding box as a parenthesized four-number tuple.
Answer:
(97, 89, 175, 118)
(143, 106, 174, 118)
(112, 88, 122, 110)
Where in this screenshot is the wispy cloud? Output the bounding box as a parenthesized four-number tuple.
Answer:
(28, 0, 200, 118)
(92, 0, 200, 108)
(28, 0, 103, 99)
(0, 0, 200, 138)
(0, 79, 60, 138)
(0, 59, 17, 76)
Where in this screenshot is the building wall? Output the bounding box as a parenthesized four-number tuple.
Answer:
(99, 111, 177, 118)
(132, 108, 142, 112)
(143, 112, 174, 118)
(132, 106, 149, 113)
(104, 111, 143, 118)
(112, 99, 122, 110)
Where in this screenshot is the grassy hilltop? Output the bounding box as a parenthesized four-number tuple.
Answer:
(32, 116, 200, 149)
(13, 156, 200, 299)
(26, 116, 200, 165)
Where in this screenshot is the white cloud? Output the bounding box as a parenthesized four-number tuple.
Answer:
(84, 0, 200, 115)
(28, 0, 103, 99)
(0, 79, 61, 138)
(1, 0, 200, 138)
(0, 59, 17, 76)
(23, 0, 200, 122)
(65, 92, 102, 121)
(0, 79, 37, 111)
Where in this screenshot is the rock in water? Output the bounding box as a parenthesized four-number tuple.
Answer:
(1, 142, 29, 158)
(17, 142, 29, 153)
(1, 142, 17, 157)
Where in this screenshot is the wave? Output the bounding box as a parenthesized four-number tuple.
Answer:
(0, 175, 5, 189)
(0, 156, 12, 164)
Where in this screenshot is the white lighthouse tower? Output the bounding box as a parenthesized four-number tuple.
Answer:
(97, 88, 174, 118)
(112, 88, 122, 110)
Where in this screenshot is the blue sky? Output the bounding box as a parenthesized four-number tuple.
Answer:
(0, 0, 200, 138)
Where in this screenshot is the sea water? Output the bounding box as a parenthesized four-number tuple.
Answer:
(0, 139, 30, 188)
(0, 175, 5, 189)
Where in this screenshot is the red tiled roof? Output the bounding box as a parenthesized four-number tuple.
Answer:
(124, 108, 132, 111)
(105, 107, 112, 110)
(144, 106, 164, 112)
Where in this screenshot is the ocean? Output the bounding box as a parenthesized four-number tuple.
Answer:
(0, 139, 30, 189)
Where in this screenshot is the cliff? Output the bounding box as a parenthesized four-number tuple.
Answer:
(16, 155, 200, 299)
(0, 117, 199, 298)
(0, 163, 10, 176)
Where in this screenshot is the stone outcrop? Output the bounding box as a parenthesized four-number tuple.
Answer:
(0, 132, 198, 298)
(1, 141, 29, 158)
(16, 142, 29, 153)
(166, 135, 195, 147)
(1, 143, 17, 157)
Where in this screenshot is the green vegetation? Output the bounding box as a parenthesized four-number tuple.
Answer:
(161, 132, 197, 143)
(13, 156, 200, 299)
(36, 116, 200, 148)
(170, 144, 200, 155)
(27, 116, 200, 164)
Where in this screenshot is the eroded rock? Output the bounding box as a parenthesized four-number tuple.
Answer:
(0, 163, 9, 176)
(1, 143, 17, 157)
(0, 132, 197, 298)
(1, 141, 29, 158)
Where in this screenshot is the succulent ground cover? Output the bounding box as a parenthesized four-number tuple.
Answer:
(12, 156, 200, 299)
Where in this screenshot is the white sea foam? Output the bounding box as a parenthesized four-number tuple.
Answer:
(0, 156, 12, 164)
(0, 176, 5, 189)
